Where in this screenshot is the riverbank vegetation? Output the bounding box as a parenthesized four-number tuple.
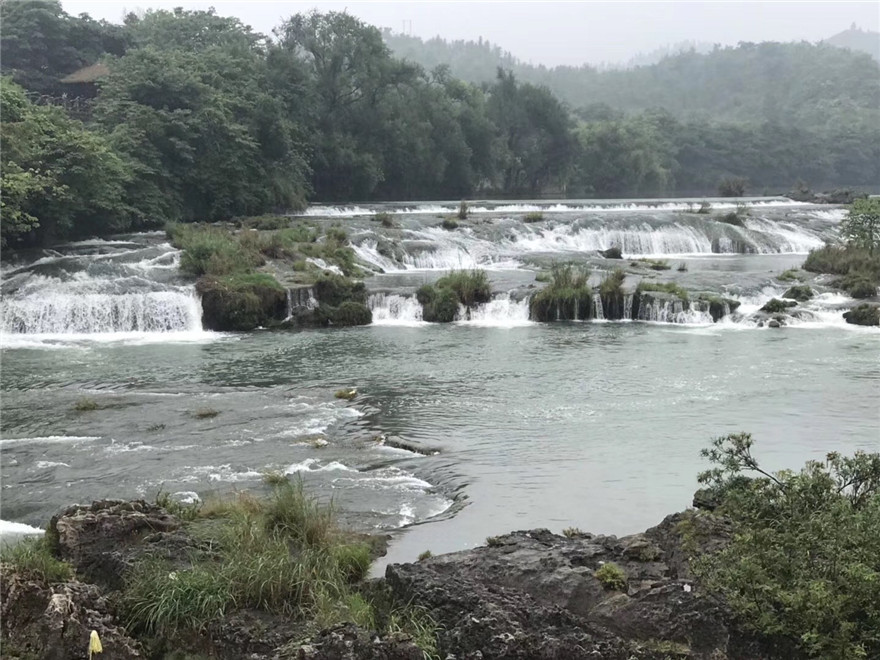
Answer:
(417, 270, 492, 322)
(693, 433, 880, 659)
(2, 2, 877, 248)
(529, 263, 593, 321)
(803, 198, 880, 299)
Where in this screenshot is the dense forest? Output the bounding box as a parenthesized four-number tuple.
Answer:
(1, 1, 878, 248)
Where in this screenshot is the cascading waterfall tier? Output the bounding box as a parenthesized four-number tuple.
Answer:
(1, 238, 204, 338)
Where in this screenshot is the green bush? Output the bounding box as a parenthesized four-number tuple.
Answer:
(529, 262, 592, 321)
(0, 536, 73, 583)
(457, 200, 468, 220)
(241, 215, 290, 231)
(636, 281, 689, 300)
(435, 270, 492, 308)
(843, 304, 880, 326)
(73, 397, 99, 412)
(777, 268, 802, 282)
(328, 301, 372, 326)
(760, 298, 797, 314)
(782, 285, 813, 301)
(836, 273, 877, 299)
(523, 211, 544, 223)
(717, 211, 745, 226)
(595, 562, 627, 591)
(170, 224, 263, 277)
(372, 212, 393, 226)
(634, 258, 671, 270)
(313, 274, 367, 307)
(803, 245, 880, 280)
(417, 284, 460, 323)
(718, 176, 747, 197)
(694, 433, 880, 659)
(441, 217, 459, 230)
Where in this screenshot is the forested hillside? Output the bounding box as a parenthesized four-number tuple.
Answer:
(1, 0, 878, 249)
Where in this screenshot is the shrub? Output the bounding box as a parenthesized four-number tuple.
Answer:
(485, 536, 503, 547)
(598, 268, 626, 297)
(782, 285, 814, 301)
(718, 176, 748, 197)
(637, 281, 689, 301)
(417, 284, 460, 323)
(262, 471, 288, 487)
(595, 562, 627, 591)
(694, 433, 880, 659)
(562, 527, 585, 538)
(372, 212, 393, 225)
(441, 217, 459, 230)
(697, 201, 711, 214)
(73, 397, 99, 412)
(192, 408, 219, 419)
(325, 227, 348, 244)
(457, 200, 468, 220)
(0, 536, 73, 583)
(170, 224, 262, 277)
(529, 262, 592, 321)
(334, 388, 357, 401)
(435, 270, 492, 308)
(843, 304, 880, 326)
(314, 274, 367, 307)
(329, 301, 372, 326)
(777, 268, 802, 282)
(524, 211, 544, 223)
(803, 245, 880, 280)
(760, 298, 797, 314)
(241, 215, 290, 231)
(840, 198, 880, 254)
(635, 258, 671, 270)
(836, 273, 877, 298)
(418, 550, 433, 561)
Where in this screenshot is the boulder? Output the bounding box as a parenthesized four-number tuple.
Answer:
(0, 563, 142, 659)
(843, 303, 880, 326)
(600, 246, 623, 259)
(49, 499, 190, 591)
(291, 623, 424, 660)
(385, 522, 765, 659)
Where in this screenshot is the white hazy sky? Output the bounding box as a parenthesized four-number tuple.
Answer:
(61, 1, 880, 67)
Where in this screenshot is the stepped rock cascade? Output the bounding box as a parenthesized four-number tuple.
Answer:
(343, 199, 836, 272)
(368, 293, 424, 324)
(1, 237, 204, 339)
(636, 298, 714, 324)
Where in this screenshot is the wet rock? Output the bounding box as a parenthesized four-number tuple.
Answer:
(843, 303, 880, 326)
(50, 499, 189, 591)
(600, 246, 623, 259)
(0, 563, 143, 659)
(768, 319, 781, 328)
(386, 517, 764, 659)
(290, 623, 424, 660)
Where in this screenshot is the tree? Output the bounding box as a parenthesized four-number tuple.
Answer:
(840, 198, 880, 255)
(695, 433, 880, 659)
(0, 77, 131, 246)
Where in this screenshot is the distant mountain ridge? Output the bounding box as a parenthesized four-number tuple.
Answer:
(383, 31, 880, 130)
(824, 25, 880, 61)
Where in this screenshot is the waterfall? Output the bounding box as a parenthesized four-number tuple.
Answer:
(286, 287, 317, 319)
(0, 238, 206, 340)
(2, 291, 203, 335)
(460, 294, 531, 327)
(636, 299, 713, 324)
(368, 293, 424, 325)
(593, 293, 605, 320)
(623, 294, 634, 320)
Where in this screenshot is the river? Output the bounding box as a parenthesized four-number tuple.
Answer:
(1, 198, 877, 569)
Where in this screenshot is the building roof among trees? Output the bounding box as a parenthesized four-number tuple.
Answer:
(60, 62, 110, 84)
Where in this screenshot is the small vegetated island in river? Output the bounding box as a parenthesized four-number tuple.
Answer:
(1, 3, 879, 660)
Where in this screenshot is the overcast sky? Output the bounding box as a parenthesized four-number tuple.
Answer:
(61, 1, 880, 67)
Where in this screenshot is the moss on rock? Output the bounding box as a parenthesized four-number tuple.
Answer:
(781, 285, 814, 301)
(197, 273, 286, 331)
(760, 298, 797, 314)
(843, 304, 880, 326)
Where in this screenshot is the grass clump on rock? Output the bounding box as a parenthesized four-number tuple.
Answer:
(777, 268, 802, 282)
(169, 223, 263, 277)
(73, 397, 99, 412)
(598, 268, 628, 319)
(417, 270, 492, 322)
(803, 245, 879, 298)
(529, 263, 592, 322)
(311, 274, 372, 327)
(843, 303, 880, 326)
(523, 211, 544, 223)
(122, 481, 374, 639)
(197, 272, 286, 331)
(335, 388, 357, 401)
(636, 281, 689, 301)
(760, 298, 797, 314)
(595, 562, 627, 591)
(782, 284, 814, 301)
(441, 217, 459, 230)
(0, 536, 73, 583)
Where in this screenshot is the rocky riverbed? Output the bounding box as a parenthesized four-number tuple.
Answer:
(1, 494, 793, 660)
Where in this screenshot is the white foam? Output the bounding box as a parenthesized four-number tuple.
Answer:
(34, 461, 71, 469)
(0, 520, 44, 535)
(457, 295, 532, 327)
(0, 435, 100, 448)
(284, 458, 357, 474)
(369, 293, 426, 326)
(306, 257, 344, 275)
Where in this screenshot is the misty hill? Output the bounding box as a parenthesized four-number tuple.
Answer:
(825, 25, 880, 61)
(383, 32, 880, 129)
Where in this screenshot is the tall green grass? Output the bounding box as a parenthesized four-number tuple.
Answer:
(0, 536, 73, 582)
(529, 263, 592, 321)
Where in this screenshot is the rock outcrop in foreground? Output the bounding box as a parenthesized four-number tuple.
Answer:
(1, 498, 777, 659)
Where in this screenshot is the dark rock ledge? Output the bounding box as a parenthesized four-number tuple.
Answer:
(1, 496, 780, 659)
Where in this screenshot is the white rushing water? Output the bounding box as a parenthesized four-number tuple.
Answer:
(1, 238, 208, 345)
